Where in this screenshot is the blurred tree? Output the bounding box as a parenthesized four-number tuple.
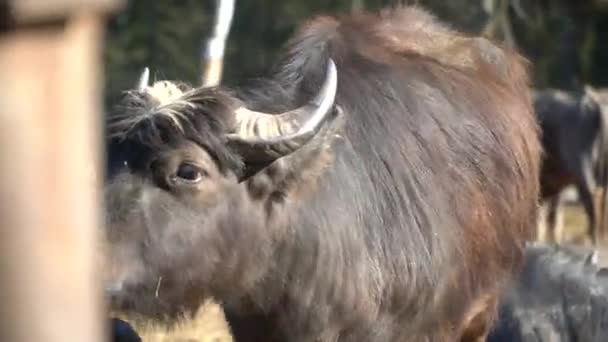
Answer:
(506, 0, 587, 89)
(104, 0, 212, 105)
(102, 0, 608, 109)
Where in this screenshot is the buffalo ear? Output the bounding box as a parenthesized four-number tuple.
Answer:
(244, 157, 290, 204)
(236, 105, 345, 182)
(242, 104, 345, 211)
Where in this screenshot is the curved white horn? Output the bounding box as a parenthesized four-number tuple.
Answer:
(227, 59, 339, 163)
(137, 67, 150, 91)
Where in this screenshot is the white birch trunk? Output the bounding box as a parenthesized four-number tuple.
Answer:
(201, 0, 235, 87)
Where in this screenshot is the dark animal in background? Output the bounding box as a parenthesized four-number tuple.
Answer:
(534, 86, 608, 245)
(103, 5, 540, 342)
(488, 242, 608, 342)
(110, 318, 141, 342)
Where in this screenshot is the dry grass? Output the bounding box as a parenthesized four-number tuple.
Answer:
(555, 189, 608, 246)
(114, 300, 233, 342)
(552, 199, 608, 267)
(560, 204, 589, 243)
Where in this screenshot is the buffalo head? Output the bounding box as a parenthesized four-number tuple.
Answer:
(103, 60, 339, 318)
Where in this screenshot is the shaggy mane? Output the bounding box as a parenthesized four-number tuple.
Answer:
(107, 81, 243, 172)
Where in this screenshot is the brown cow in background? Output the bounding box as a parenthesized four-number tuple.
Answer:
(105, 5, 540, 342)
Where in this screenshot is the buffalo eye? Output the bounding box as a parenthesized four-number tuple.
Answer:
(174, 163, 205, 183)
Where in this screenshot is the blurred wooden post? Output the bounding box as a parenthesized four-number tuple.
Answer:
(0, 1, 122, 341)
(200, 0, 235, 87)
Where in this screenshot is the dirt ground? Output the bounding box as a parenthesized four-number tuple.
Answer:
(558, 203, 588, 243)
(551, 200, 608, 266)
(117, 200, 602, 341)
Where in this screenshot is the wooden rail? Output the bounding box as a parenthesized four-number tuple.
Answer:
(0, 1, 122, 341)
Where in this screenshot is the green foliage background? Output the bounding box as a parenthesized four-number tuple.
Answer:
(103, 0, 608, 108)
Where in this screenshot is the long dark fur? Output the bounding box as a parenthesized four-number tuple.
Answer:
(106, 5, 540, 342)
(488, 243, 608, 342)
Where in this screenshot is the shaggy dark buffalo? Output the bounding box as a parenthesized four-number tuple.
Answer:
(103, 6, 540, 342)
(534, 86, 608, 244)
(488, 242, 608, 342)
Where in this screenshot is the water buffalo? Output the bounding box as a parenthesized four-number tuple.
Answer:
(488, 242, 608, 342)
(103, 6, 540, 342)
(534, 86, 608, 245)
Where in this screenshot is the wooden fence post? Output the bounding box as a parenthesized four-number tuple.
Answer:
(0, 1, 122, 341)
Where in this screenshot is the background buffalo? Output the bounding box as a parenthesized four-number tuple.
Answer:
(489, 242, 608, 342)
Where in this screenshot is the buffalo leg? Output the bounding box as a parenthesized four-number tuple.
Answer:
(536, 202, 549, 242)
(577, 181, 597, 245)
